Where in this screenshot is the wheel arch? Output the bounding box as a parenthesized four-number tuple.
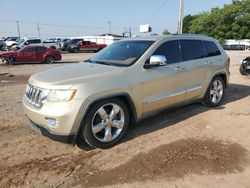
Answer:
(72, 93, 138, 145)
(213, 72, 228, 88)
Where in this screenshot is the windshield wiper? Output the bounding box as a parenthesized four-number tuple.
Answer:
(85, 59, 112, 66)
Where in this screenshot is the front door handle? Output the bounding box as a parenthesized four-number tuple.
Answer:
(175, 67, 185, 72)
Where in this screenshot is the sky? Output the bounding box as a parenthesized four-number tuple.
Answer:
(0, 0, 232, 38)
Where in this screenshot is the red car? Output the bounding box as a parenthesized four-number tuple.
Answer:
(0, 46, 62, 65)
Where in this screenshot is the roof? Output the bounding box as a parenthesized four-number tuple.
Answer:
(124, 34, 214, 42)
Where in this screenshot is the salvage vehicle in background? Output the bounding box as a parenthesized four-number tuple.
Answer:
(68, 41, 107, 53)
(240, 57, 250, 75)
(4, 37, 19, 49)
(63, 38, 83, 52)
(0, 40, 6, 51)
(0, 45, 61, 65)
(12, 38, 42, 50)
(43, 40, 60, 49)
(23, 34, 230, 149)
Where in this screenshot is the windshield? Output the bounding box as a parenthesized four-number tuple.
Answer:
(16, 38, 25, 45)
(89, 40, 154, 66)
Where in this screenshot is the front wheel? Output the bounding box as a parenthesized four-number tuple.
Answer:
(203, 77, 225, 107)
(5, 57, 16, 65)
(82, 98, 130, 149)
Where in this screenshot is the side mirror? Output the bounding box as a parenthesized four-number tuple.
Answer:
(24, 41, 29, 45)
(144, 55, 167, 69)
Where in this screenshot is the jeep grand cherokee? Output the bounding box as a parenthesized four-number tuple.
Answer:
(23, 34, 230, 149)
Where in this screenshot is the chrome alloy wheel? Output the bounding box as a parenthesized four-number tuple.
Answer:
(209, 79, 224, 104)
(91, 103, 125, 143)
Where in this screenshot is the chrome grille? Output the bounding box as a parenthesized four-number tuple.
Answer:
(25, 84, 48, 108)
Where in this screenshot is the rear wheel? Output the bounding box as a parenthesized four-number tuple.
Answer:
(44, 56, 55, 64)
(72, 48, 79, 53)
(82, 98, 130, 149)
(203, 77, 225, 107)
(239, 64, 247, 75)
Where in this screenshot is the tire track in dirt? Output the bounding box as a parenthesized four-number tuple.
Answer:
(82, 139, 249, 187)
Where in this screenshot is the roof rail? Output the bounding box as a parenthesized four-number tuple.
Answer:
(171, 33, 208, 37)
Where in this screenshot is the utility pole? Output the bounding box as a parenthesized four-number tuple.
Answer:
(16, 21, 21, 38)
(37, 22, 41, 39)
(178, 0, 184, 34)
(107, 21, 112, 34)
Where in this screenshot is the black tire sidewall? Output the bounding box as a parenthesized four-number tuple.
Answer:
(203, 77, 225, 107)
(82, 98, 130, 149)
(45, 56, 54, 64)
(239, 64, 248, 75)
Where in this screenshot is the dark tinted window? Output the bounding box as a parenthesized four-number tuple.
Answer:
(72, 39, 82, 44)
(153, 40, 181, 64)
(180, 40, 204, 61)
(28, 39, 41, 44)
(202, 41, 221, 57)
(21, 47, 35, 52)
(35, 47, 47, 52)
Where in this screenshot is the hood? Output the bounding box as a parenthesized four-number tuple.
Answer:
(30, 62, 125, 88)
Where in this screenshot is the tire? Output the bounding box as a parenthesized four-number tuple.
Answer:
(82, 98, 130, 149)
(44, 56, 55, 64)
(203, 77, 225, 107)
(72, 48, 79, 53)
(239, 64, 248, 75)
(6, 57, 16, 65)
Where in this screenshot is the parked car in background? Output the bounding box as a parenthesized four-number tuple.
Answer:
(68, 41, 107, 53)
(43, 40, 60, 49)
(23, 34, 230, 149)
(4, 37, 19, 49)
(0, 40, 6, 51)
(0, 45, 61, 65)
(12, 38, 42, 50)
(63, 38, 83, 51)
(60, 38, 71, 50)
(240, 56, 250, 75)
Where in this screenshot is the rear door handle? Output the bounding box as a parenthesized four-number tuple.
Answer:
(175, 67, 185, 72)
(205, 61, 212, 65)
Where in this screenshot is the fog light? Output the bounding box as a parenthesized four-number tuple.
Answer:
(46, 118, 58, 127)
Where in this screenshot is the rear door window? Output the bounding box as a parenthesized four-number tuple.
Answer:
(35, 47, 46, 52)
(202, 41, 221, 57)
(180, 40, 204, 61)
(153, 40, 181, 64)
(28, 39, 41, 44)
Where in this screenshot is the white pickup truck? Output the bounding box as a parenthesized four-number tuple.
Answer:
(11, 37, 60, 50)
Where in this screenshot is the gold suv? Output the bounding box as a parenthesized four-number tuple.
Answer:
(23, 35, 230, 148)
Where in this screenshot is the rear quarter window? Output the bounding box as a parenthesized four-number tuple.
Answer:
(202, 41, 221, 57)
(180, 40, 204, 61)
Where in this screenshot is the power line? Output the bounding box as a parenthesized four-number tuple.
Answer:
(145, 0, 168, 23)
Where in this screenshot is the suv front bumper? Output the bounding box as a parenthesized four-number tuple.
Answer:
(23, 96, 87, 143)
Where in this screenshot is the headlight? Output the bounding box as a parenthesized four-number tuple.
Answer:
(47, 89, 77, 102)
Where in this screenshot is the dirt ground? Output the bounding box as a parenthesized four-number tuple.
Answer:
(0, 51, 250, 188)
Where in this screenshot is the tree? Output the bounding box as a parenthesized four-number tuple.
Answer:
(183, 0, 250, 43)
(162, 29, 171, 35)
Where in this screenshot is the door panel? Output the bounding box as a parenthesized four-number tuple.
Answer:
(142, 62, 188, 114)
(17, 52, 36, 62)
